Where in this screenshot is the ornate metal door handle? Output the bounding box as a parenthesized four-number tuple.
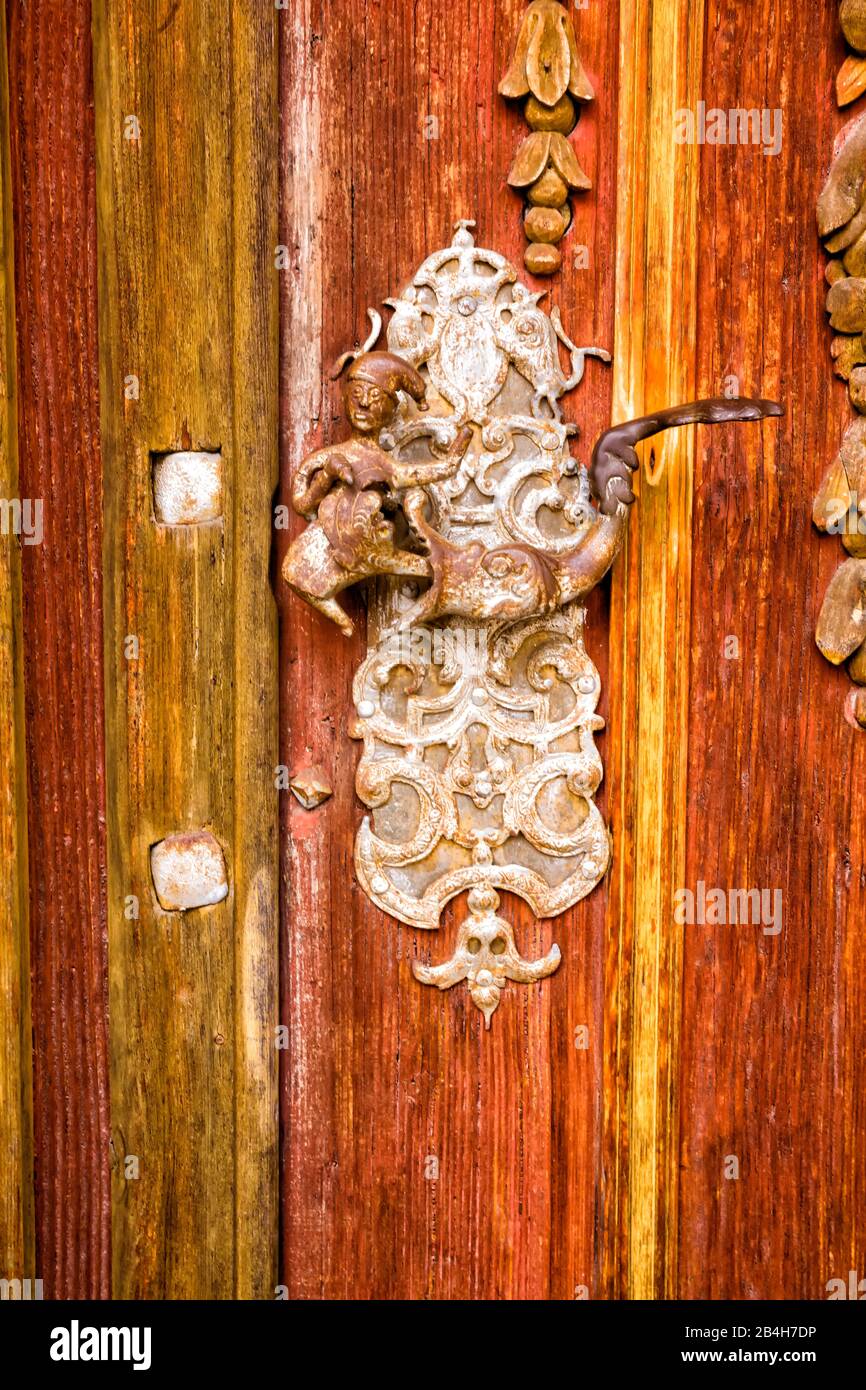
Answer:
(283, 221, 781, 1026)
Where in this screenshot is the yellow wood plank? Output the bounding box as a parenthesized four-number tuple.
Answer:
(94, 0, 279, 1298)
(0, 0, 34, 1287)
(609, 0, 706, 1299)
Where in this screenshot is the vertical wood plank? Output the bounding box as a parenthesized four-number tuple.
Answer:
(280, 0, 620, 1300)
(608, 0, 705, 1299)
(681, 0, 866, 1299)
(6, 0, 110, 1298)
(0, 0, 33, 1287)
(94, 0, 279, 1299)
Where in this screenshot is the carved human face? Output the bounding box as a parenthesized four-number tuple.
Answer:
(345, 377, 395, 434)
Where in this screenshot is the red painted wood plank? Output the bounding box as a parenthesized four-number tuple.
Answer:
(6, 0, 110, 1300)
(684, 0, 866, 1297)
(279, 0, 619, 1299)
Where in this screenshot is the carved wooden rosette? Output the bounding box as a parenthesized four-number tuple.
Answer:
(350, 224, 611, 1024)
(816, 12, 866, 722)
(499, 0, 592, 277)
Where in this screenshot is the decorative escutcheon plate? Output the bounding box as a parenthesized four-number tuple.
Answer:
(350, 221, 611, 1024)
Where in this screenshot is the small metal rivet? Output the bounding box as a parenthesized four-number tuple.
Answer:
(577, 675, 596, 693)
(471, 687, 487, 704)
(475, 969, 494, 987)
(582, 858, 598, 878)
(358, 699, 376, 718)
(371, 873, 390, 894)
(150, 830, 228, 912)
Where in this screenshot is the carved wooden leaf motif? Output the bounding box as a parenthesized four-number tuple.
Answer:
(813, 453, 852, 532)
(815, 18, 866, 686)
(834, 3, 866, 105)
(498, 0, 592, 104)
(497, 4, 536, 99)
(547, 130, 591, 188)
(837, 56, 866, 109)
(564, 8, 594, 101)
(499, 0, 592, 275)
(816, 558, 866, 663)
(507, 130, 553, 186)
(525, 1, 578, 105)
(507, 130, 590, 190)
(818, 113, 866, 235)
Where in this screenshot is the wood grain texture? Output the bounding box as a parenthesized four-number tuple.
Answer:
(280, 0, 619, 1300)
(94, 0, 279, 1298)
(0, 0, 33, 1287)
(7, 0, 856, 1303)
(5, 0, 109, 1298)
(606, 0, 705, 1300)
(680, 0, 866, 1299)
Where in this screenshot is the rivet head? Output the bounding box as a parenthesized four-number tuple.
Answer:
(150, 830, 228, 912)
(371, 873, 390, 894)
(289, 765, 332, 810)
(471, 687, 487, 705)
(475, 969, 495, 987)
(577, 675, 596, 694)
(582, 858, 598, 879)
(358, 699, 376, 718)
(458, 297, 477, 316)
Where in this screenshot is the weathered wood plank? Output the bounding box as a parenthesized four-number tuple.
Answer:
(681, 0, 866, 1300)
(279, 0, 619, 1300)
(94, 0, 279, 1298)
(5, 0, 109, 1298)
(607, 0, 705, 1300)
(0, 0, 33, 1289)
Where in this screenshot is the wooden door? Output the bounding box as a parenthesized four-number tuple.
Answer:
(1, 0, 864, 1302)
